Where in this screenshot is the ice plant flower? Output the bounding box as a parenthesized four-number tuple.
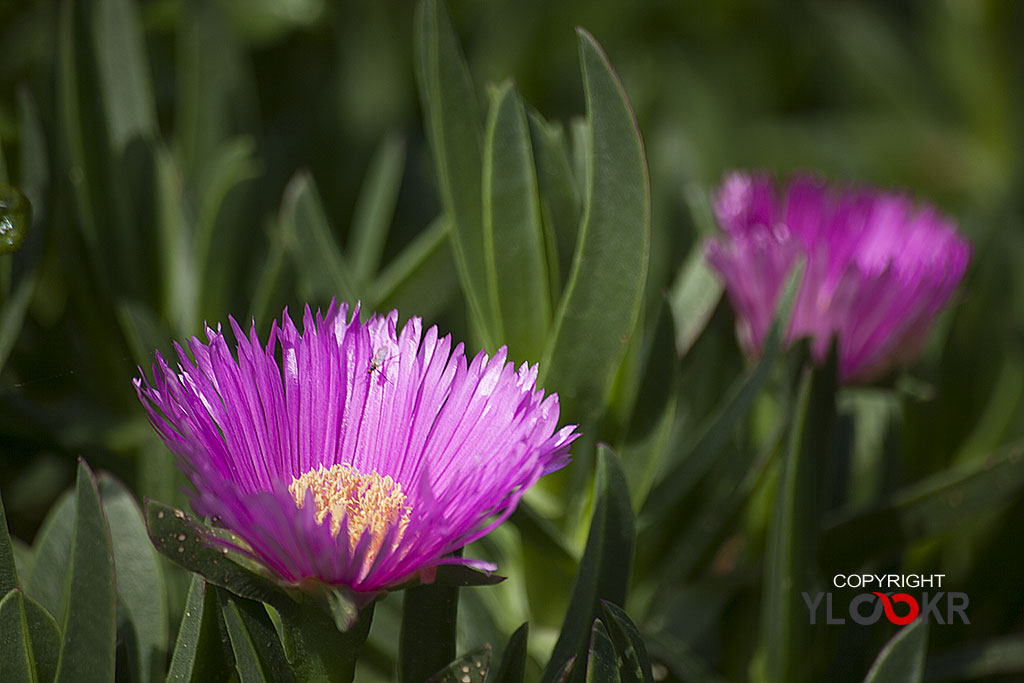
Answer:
(706, 172, 970, 382)
(135, 302, 577, 597)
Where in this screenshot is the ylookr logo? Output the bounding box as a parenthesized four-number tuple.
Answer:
(803, 574, 970, 626)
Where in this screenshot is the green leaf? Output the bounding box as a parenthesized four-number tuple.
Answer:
(483, 80, 551, 362)
(527, 109, 580, 294)
(600, 601, 654, 683)
(349, 134, 406, 285)
(277, 600, 374, 683)
(641, 262, 802, 523)
(22, 491, 74, 625)
(542, 446, 635, 683)
(540, 30, 650, 425)
(0, 590, 34, 683)
(55, 459, 116, 683)
(0, 488, 18, 596)
(280, 171, 358, 305)
(430, 565, 505, 588)
(491, 622, 529, 683)
(56, 0, 142, 295)
(659, 422, 784, 583)
(644, 630, 729, 683)
(94, 0, 157, 152)
(821, 438, 1024, 571)
(425, 644, 491, 682)
(863, 620, 928, 683)
(0, 270, 36, 372)
(98, 474, 167, 683)
(145, 501, 292, 611)
(166, 575, 233, 683)
(222, 596, 270, 683)
(923, 633, 1024, 682)
(668, 243, 723, 358)
(586, 619, 619, 683)
(195, 136, 262, 305)
(155, 145, 198, 335)
(176, 0, 256, 181)
(414, 0, 493, 347)
(17, 86, 49, 210)
(620, 301, 679, 511)
(22, 594, 60, 683)
(116, 300, 173, 368)
(221, 591, 292, 683)
(371, 216, 458, 321)
(399, 565, 460, 683)
(757, 354, 837, 683)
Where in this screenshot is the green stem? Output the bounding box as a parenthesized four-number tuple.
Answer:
(280, 600, 375, 683)
(399, 556, 461, 682)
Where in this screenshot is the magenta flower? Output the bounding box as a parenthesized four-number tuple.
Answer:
(706, 172, 970, 382)
(135, 302, 577, 596)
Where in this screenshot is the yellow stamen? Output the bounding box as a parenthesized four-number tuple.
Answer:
(289, 463, 411, 569)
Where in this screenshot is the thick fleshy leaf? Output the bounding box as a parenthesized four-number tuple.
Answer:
(166, 574, 233, 683)
(155, 145, 198, 334)
(668, 243, 723, 358)
(437, 565, 505, 587)
(0, 489, 17, 597)
(55, 460, 116, 683)
(145, 501, 291, 610)
(22, 594, 59, 683)
(195, 136, 262, 308)
(620, 301, 679, 511)
(542, 447, 635, 683)
(923, 633, 1024, 682)
(511, 502, 578, 625)
(540, 30, 649, 424)
(277, 601, 374, 683)
(98, 474, 167, 683)
(400, 578, 459, 683)
(280, 172, 357, 304)
(371, 217, 458, 320)
(645, 630, 728, 683)
(641, 263, 801, 523)
(492, 622, 529, 683)
(0, 590, 33, 683)
(863, 619, 928, 683)
(821, 438, 1024, 571)
(483, 80, 551, 362)
(175, 0, 256, 181)
(221, 591, 292, 683)
(757, 354, 837, 683)
(527, 109, 580, 294)
(221, 597, 268, 683)
(600, 601, 654, 683)
(659, 422, 784, 583)
(56, 0, 144, 294)
(414, 0, 493, 346)
(0, 271, 35, 372)
(425, 644, 491, 682)
(21, 491, 73, 630)
(349, 134, 406, 285)
(94, 0, 156, 151)
(586, 619, 619, 683)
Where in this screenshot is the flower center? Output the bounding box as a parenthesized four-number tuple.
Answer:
(289, 464, 411, 564)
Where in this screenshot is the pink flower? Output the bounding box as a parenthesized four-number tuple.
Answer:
(706, 172, 970, 382)
(135, 302, 577, 594)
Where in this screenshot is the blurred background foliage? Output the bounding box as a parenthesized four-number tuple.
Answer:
(1, 0, 1023, 680)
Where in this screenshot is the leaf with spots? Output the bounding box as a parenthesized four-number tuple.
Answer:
(145, 500, 291, 612)
(425, 644, 491, 683)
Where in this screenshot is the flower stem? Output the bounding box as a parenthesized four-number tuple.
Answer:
(280, 600, 375, 683)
